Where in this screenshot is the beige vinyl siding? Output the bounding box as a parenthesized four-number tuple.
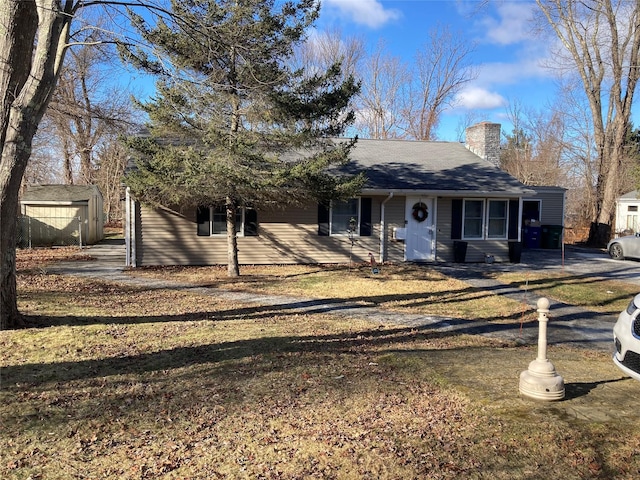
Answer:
(135, 191, 531, 266)
(22, 205, 86, 246)
(436, 198, 453, 262)
(461, 241, 509, 262)
(137, 202, 381, 266)
(384, 196, 406, 262)
(20, 188, 104, 245)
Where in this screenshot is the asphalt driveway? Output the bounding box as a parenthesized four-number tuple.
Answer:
(437, 245, 640, 285)
(432, 245, 640, 352)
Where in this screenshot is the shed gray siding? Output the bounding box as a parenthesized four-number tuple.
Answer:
(435, 197, 510, 263)
(528, 187, 565, 226)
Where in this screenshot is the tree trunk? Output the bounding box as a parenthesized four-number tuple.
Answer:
(589, 128, 625, 246)
(79, 147, 93, 183)
(226, 199, 240, 277)
(0, 120, 37, 328)
(536, 1, 640, 248)
(62, 135, 74, 184)
(0, 1, 73, 328)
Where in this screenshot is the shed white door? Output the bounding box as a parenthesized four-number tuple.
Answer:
(405, 196, 434, 261)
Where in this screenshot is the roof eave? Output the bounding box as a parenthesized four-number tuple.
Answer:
(361, 188, 537, 197)
(20, 200, 90, 205)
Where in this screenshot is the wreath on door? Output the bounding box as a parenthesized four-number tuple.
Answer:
(412, 202, 429, 222)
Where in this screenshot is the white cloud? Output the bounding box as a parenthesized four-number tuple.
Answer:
(323, 0, 402, 29)
(454, 87, 506, 110)
(479, 3, 537, 46)
(476, 58, 551, 86)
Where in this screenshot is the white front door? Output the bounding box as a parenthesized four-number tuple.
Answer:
(405, 196, 434, 261)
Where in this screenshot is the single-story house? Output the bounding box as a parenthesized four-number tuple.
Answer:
(123, 122, 565, 266)
(614, 190, 640, 236)
(20, 184, 104, 247)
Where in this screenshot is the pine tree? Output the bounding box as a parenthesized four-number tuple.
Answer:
(123, 0, 363, 276)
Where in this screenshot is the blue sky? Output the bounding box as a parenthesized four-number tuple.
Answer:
(123, 0, 561, 141)
(316, 0, 555, 140)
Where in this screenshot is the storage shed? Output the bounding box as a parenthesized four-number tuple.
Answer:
(20, 185, 104, 247)
(614, 190, 640, 235)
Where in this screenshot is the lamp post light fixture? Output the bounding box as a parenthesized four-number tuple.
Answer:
(519, 297, 565, 401)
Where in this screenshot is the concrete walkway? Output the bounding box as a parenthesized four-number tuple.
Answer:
(49, 240, 629, 352)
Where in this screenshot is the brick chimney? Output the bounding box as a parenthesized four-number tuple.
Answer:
(465, 122, 501, 166)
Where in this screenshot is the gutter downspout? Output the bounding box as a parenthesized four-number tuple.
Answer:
(131, 193, 137, 267)
(125, 187, 131, 267)
(518, 196, 523, 243)
(380, 192, 394, 262)
(125, 187, 137, 267)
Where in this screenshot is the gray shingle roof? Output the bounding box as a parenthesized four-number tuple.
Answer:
(620, 190, 639, 200)
(343, 138, 533, 195)
(130, 131, 533, 197)
(21, 185, 101, 203)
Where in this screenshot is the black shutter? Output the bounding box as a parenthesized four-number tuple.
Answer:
(508, 200, 520, 240)
(318, 203, 330, 236)
(196, 206, 210, 236)
(245, 208, 258, 236)
(451, 199, 462, 239)
(360, 198, 372, 236)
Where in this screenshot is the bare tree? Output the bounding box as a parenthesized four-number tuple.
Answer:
(26, 118, 66, 185)
(402, 25, 476, 141)
(555, 82, 600, 231)
(500, 100, 566, 186)
(536, 0, 640, 246)
(454, 111, 482, 143)
(293, 27, 365, 82)
(355, 40, 407, 139)
(0, 0, 162, 328)
(45, 40, 135, 185)
(94, 137, 128, 223)
(1, 0, 77, 328)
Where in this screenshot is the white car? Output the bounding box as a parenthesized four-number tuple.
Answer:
(613, 293, 640, 382)
(607, 233, 640, 260)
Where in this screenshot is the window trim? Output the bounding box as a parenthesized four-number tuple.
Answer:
(461, 198, 509, 240)
(330, 198, 361, 236)
(197, 206, 248, 237)
(486, 199, 509, 240)
(462, 199, 484, 240)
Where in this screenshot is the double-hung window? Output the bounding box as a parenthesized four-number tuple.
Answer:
(318, 197, 372, 237)
(487, 200, 508, 239)
(197, 206, 258, 236)
(330, 199, 360, 236)
(628, 205, 639, 231)
(462, 199, 508, 240)
(462, 200, 484, 239)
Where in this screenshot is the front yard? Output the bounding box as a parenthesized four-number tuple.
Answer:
(1, 249, 639, 479)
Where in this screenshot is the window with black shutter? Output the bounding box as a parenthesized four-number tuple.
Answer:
(196, 206, 256, 236)
(318, 198, 373, 237)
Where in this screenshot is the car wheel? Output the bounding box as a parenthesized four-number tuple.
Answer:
(609, 242, 625, 260)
